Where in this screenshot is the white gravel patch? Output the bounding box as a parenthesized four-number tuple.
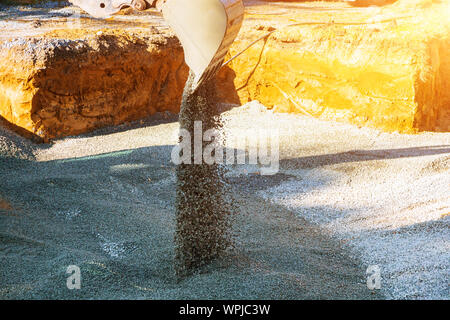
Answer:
(259, 170, 449, 299)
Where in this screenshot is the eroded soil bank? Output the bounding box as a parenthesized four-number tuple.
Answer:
(0, 107, 382, 299)
(0, 0, 449, 141)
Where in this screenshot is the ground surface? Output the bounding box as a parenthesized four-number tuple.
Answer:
(1, 1, 449, 140)
(0, 102, 448, 299)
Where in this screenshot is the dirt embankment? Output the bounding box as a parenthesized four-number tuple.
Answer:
(227, 0, 450, 133)
(1, 101, 448, 299)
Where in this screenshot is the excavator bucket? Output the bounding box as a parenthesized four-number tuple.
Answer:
(160, 0, 244, 88)
(69, 0, 244, 89)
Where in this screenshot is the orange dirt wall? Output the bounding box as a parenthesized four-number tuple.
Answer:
(1, 1, 449, 140)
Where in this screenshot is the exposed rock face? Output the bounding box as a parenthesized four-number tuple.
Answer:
(0, 1, 449, 140)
